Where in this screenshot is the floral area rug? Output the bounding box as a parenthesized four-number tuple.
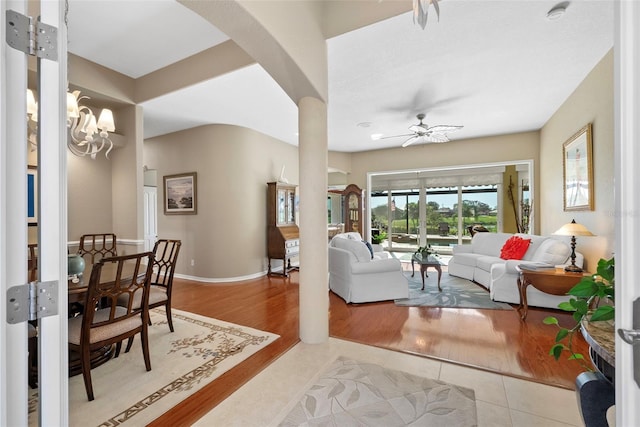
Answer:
(395, 272, 514, 310)
(29, 308, 279, 426)
(279, 357, 477, 426)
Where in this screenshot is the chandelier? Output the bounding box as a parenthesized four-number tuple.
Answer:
(413, 0, 440, 29)
(26, 89, 116, 159)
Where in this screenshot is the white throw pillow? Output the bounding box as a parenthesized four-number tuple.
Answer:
(332, 237, 372, 262)
(531, 238, 571, 265)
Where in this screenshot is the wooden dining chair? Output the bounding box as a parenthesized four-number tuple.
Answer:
(119, 239, 181, 335)
(77, 233, 117, 265)
(68, 251, 154, 401)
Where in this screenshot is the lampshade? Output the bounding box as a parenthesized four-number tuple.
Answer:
(66, 91, 80, 119)
(553, 219, 595, 237)
(97, 108, 115, 132)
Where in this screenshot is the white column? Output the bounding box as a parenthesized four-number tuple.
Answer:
(298, 96, 328, 343)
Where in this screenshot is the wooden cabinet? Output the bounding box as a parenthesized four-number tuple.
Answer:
(267, 182, 299, 276)
(342, 184, 363, 235)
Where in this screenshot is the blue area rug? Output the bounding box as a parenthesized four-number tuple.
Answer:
(395, 272, 514, 310)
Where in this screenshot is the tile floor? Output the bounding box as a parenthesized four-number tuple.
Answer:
(194, 338, 585, 427)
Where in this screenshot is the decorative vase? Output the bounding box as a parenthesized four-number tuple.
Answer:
(68, 254, 86, 276)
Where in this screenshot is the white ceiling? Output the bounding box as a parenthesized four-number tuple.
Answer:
(67, 0, 614, 153)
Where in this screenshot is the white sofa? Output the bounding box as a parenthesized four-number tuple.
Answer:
(448, 232, 583, 309)
(328, 232, 408, 303)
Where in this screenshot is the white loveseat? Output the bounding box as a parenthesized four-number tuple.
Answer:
(448, 232, 583, 309)
(328, 232, 408, 303)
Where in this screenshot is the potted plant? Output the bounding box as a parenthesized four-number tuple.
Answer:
(543, 257, 614, 369)
(371, 231, 388, 245)
(414, 244, 436, 259)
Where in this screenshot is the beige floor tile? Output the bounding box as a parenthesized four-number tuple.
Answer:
(503, 376, 583, 426)
(476, 401, 513, 427)
(510, 409, 584, 427)
(195, 338, 581, 427)
(439, 362, 509, 407)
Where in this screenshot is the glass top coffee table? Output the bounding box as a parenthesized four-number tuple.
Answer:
(411, 253, 443, 291)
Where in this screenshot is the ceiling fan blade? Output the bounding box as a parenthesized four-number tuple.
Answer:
(425, 133, 450, 143)
(426, 125, 464, 133)
(402, 136, 423, 148)
(375, 133, 415, 140)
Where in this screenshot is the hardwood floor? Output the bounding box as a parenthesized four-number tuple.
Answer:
(149, 269, 588, 426)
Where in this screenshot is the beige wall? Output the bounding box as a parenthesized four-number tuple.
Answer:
(67, 153, 113, 247)
(144, 124, 299, 280)
(540, 49, 614, 270)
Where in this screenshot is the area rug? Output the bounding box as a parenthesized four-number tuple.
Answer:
(395, 272, 514, 310)
(278, 356, 477, 426)
(28, 308, 279, 427)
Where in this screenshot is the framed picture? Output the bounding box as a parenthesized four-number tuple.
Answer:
(163, 172, 197, 215)
(28, 166, 37, 226)
(563, 124, 594, 211)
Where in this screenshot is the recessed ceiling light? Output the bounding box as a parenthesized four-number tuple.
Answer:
(547, 2, 569, 20)
(371, 133, 384, 140)
(357, 122, 372, 128)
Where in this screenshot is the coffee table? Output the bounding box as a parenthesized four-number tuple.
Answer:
(411, 253, 442, 291)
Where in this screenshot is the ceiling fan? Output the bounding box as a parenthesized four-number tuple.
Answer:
(374, 114, 463, 147)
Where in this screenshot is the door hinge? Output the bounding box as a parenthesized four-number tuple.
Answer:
(6, 281, 58, 324)
(5, 9, 58, 61)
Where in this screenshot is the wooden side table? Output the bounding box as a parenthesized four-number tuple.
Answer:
(517, 268, 585, 320)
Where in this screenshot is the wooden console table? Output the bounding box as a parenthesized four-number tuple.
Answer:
(517, 267, 585, 320)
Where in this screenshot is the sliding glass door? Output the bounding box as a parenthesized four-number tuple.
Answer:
(369, 163, 532, 254)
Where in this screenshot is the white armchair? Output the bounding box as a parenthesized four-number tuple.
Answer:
(328, 232, 408, 303)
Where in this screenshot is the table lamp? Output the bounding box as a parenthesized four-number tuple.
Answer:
(553, 219, 594, 272)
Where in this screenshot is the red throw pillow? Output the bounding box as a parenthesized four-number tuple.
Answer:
(500, 236, 531, 260)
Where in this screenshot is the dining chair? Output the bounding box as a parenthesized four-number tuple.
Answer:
(119, 239, 181, 334)
(68, 251, 154, 401)
(28, 243, 38, 282)
(77, 233, 117, 265)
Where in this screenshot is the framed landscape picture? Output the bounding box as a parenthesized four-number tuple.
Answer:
(563, 124, 594, 211)
(28, 165, 37, 226)
(163, 172, 197, 215)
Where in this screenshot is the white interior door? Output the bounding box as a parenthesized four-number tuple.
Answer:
(1, 2, 68, 425)
(1, 0, 30, 424)
(615, 1, 640, 425)
(144, 186, 158, 251)
(37, 2, 69, 425)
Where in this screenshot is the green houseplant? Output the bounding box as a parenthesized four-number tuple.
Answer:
(414, 244, 435, 257)
(543, 257, 614, 370)
(371, 231, 388, 245)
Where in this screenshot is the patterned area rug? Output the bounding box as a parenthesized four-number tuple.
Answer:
(395, 272, 514, 310)
(279, 357, 477, 426)
(29, 308, 279, 426)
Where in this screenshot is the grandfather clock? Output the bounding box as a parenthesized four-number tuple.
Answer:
(343, 184, 363, 235)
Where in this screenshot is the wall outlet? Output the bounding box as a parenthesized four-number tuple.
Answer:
(190, 259, 195, 266)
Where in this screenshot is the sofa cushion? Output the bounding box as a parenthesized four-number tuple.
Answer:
(476, 255, 504, 272)
(500, 236, 531, 260)
(451, 252, 484, 267)
(530, 238, 571, 265)
(471, 232, 513, 257)
(332, 237, 372, 262)
(516, 234, 548, 260)
(362, 240, 374, 259)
